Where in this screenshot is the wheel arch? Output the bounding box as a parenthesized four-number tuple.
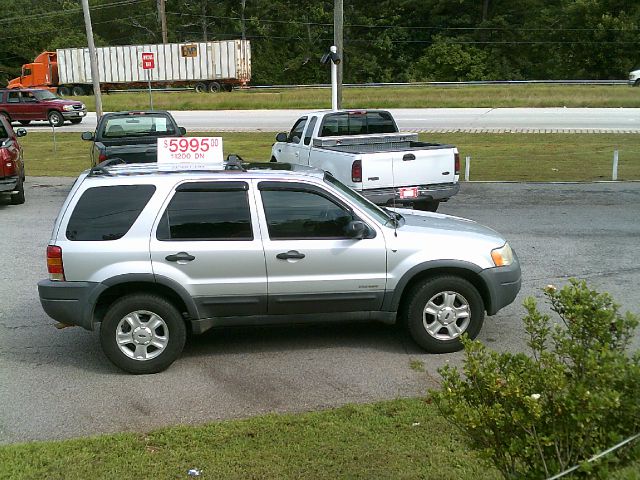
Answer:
(385, 261, 492, 317)
(91, 274, 199, 328)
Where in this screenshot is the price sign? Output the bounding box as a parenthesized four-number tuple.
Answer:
(157, 137, 224, 169)
(141, 52, 155, 69)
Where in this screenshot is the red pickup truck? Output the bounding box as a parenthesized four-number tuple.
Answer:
(0, 88, 87, 127)
(0, 114, 27, 204)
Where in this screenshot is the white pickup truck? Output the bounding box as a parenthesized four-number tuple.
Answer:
(270, 109, 460, 211)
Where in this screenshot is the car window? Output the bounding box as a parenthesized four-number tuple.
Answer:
(320, 111, 397, 136)
(303, 116, 317, 145)
(260, 188, 354, 239)
(288, 117, 307, 143)
(156, 183, 252, 241)
(7, 92, 20, 103)
(21, 92, 37, 103)
(66, 185, 156, 241)
(102, 115, 175, 138)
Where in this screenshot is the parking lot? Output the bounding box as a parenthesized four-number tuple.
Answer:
(1, 178, 639, 444)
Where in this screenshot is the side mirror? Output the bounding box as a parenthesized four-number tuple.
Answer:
(275, 132, 288, 142)
(179, 127, 187, 135)
(345, 220, 368, 239)
(81, 131, 94, 141)
(15, 128, 27, 137)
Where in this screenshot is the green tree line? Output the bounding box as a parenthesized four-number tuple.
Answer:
(0, 0, 638, 86)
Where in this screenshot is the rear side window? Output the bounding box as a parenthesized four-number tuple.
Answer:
(320, 112, 397, 136)
(66, 185, 156, 241)
(156, 183, 252, 241)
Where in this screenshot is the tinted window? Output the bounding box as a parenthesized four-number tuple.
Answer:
(157, 187, 252, 241)
(66, 185, 156, 241)
(102, 114, 175, 138)
(7, 93, 20, 103)
(303, 116, 317, 145)
(261, 189, 353, 239)
(320, 111, 397, 136)
(288, 117, 307, 143)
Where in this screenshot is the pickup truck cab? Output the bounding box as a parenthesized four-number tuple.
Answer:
(271, 110, 460, 212)
(0, 88, 86, 127)
(82, 110, 186, 166)
(0, 114, 27, 204)
(629, 67, 640, 86)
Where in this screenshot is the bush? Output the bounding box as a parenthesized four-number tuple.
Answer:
(431, 279, 640, 479)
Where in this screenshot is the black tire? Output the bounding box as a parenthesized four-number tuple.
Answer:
(208, 81, 221, 93)
(222, 84, 233, 92)
(71, 85, 85, 96)
(48, 111, 65, 127)
(405, 275, 484, 353)
(10, 174, 25, 205)
(57, 86, 71, 96)
(18, 120, 31, 126)
(100, 294, 186, 374)
(634, 80, 640, 87)
(194, 82, 207, 93)
(413, 200, 440, 212)
(70, 118, 83, 124)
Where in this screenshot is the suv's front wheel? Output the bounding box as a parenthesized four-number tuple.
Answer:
(405, 276, 484, 353)
(100, 294, 186, 374)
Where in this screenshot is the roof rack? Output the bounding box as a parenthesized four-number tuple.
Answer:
(87, 157, 127, 177)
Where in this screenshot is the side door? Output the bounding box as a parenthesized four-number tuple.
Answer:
(255, 180, 387, 315)
(275, 117, 307, 164)
(150, 180, 268, 318)
(298, 115, 318, 165)
(5, 91, 27, 121)
(20, 91, 43, 120)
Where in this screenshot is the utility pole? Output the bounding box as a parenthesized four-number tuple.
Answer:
(334, 0, 343, 109)
(81, 0, 103, 119)
(158, 0, 168, 43)
(240, 0, 246, 40)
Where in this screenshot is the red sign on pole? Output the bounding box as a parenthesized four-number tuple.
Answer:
(141, 52, 155, 70)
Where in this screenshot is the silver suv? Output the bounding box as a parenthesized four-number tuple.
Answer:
(38, 161, 521, 374)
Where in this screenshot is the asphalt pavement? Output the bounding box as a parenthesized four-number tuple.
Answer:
(0, 178, 638, 444)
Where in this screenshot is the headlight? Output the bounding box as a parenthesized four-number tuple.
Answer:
(62, 105, 74, 111)
(491, 243, 513, 267)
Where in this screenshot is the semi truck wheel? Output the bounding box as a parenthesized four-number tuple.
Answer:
(208, 82, 221, 93)
(48, 111, 65, 127)
(57, 86, 71, 96)
(194, 82, 207, 93)
(72, 86, 85, 96)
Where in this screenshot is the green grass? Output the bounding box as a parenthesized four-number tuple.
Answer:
(72, 84, 640, 111)
(22, 131, 640, 181)
(0, 398, 500, 480)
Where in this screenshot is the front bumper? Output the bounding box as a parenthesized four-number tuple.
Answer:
(363, 182, 460, 206)
(38, 279, 101, 330)
(0, 175, 18, 193)
(479, 251, 522, 316)
(61, 109, 87, 120)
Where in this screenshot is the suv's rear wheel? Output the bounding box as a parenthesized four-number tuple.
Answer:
(100, 294, 186, 374)
(10, 174, 25, 205)
(48, 111, 65, 127)
(405, 275, 484, 353)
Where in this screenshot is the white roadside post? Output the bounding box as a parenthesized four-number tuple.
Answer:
(465, 155, 471, 181)
(612, 150, 619, 181)
(330, 46, 338, 111)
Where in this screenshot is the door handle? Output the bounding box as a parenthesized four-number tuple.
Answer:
(276, 250, 305, 260)
(165, 252, 195, 262)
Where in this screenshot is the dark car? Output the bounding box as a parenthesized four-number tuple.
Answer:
(0, 114, 27, 204)
(0, 88, 87, 127)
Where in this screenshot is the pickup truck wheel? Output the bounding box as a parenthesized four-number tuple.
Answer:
(194, 82, 207, 93)
(405, 276, 484, 353)
(100, 294, 186, 374)
(634, 80, 640, 87)
(413, 200, 439, 212)
(10, 175, 25, 205)
(48, 111, 65, 127)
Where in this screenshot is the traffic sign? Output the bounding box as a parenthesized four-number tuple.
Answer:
(141, 52, 155, 69)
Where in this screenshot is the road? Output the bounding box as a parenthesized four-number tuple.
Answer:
(22, 107, 640, 133)
(1, 179, 639, 444)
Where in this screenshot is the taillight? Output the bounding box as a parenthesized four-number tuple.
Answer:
(98, 152, 108, 163)
(0, 150, 15, 176)
(454, 152, 460, 175)
(351, 160, 362, 183)
(47, 245, 65, 281)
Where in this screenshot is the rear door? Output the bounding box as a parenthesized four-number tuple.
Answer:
(150, 180, 268, 318)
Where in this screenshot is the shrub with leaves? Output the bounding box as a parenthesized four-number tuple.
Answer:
(431, 279, 640, 479)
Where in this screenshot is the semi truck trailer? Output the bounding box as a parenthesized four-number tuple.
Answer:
(8, 40, 251, 95)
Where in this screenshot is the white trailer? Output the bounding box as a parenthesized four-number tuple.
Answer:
(55, 40, 251, 95)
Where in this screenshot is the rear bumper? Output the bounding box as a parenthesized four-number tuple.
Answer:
(38, 280, 101, 331)
(479, 251, 522, 316)
(0, 175, 18, 192)
(362, 182, 460, 206)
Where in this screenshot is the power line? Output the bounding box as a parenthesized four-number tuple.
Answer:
(0, 0, 148, 24)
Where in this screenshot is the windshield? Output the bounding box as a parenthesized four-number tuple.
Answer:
(102, 114, 176, 138)
(32, 90, 59, 101)
(324, 173, 395, 226)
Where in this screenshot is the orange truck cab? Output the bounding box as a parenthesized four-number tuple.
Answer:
(8, 52, 58, 93)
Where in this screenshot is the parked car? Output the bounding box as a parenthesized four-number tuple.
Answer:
(272, 110, 460, 212)
(38, 160, 521, 374)
(0, 114, 27, 204)
(82, 110, 186, 165)
(0, 88, 86, 127)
